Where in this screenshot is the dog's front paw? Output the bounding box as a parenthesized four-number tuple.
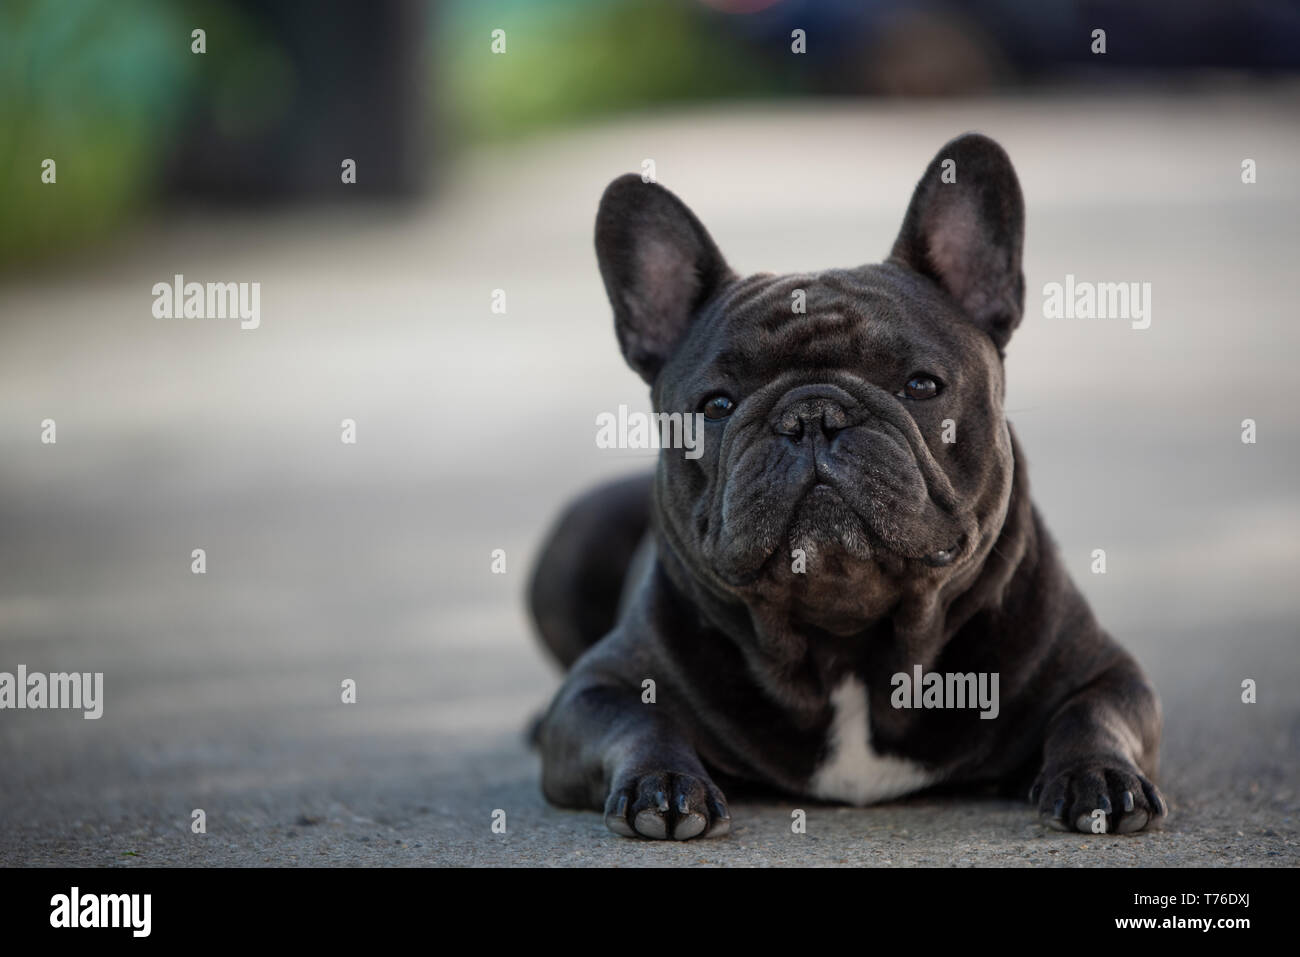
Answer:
(1030, 759, 1167, 834)
(604, 769, 731, 840)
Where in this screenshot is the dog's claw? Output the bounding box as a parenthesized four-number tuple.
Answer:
(1143, 782, 1166, 817)
(603, 770, 730, 841)
(1031, 761, 1167, 835)
(604, 795, 636, 838)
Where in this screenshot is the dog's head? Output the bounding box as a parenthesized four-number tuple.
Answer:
(595, 134, 1025, 631)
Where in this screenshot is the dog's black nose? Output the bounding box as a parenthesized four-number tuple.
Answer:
(773, 394, 851, 440)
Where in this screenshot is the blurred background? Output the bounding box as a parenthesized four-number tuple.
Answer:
(1, 0, 1298, 866)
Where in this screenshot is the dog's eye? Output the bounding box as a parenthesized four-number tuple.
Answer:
(899, 375, 942, 400)
(701, 395, 736, 420)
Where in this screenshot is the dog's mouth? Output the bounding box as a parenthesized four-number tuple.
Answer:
(792, 479, 966, 564)
(712, 479, 968, 590)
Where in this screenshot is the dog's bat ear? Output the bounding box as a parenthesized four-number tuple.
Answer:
(595, 175, 733, 384)
(890, 133, 1025, 351)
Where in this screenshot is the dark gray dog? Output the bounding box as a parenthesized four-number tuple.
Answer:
(530, 134, 1165, 840)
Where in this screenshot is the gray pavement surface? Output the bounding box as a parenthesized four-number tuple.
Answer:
(1, 93, 1298, 866)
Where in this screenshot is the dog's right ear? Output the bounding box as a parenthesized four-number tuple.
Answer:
(595, 175, 733, 384)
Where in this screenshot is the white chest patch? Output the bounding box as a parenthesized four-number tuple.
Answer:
(808, 676, 941, 806)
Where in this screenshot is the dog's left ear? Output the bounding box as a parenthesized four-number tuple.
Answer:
(890, 133, 1025, 351)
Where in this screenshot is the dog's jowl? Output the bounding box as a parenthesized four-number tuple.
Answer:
(529, 134, 1165, 840)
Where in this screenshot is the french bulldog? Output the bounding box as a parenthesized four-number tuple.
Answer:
(529, 133, 1165, 840)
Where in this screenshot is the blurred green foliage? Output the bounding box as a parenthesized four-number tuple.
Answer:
(438, 0, 795, 140)
(1, 0, 791, 266)
(0, 0, 197, 264)
(0, 0, 291, 267)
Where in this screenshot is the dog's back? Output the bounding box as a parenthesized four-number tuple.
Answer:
(529, 472, 653, 670)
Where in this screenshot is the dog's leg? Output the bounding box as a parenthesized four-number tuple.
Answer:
(1031, 653, 1167, 834)
(539, 660, 731, 840)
